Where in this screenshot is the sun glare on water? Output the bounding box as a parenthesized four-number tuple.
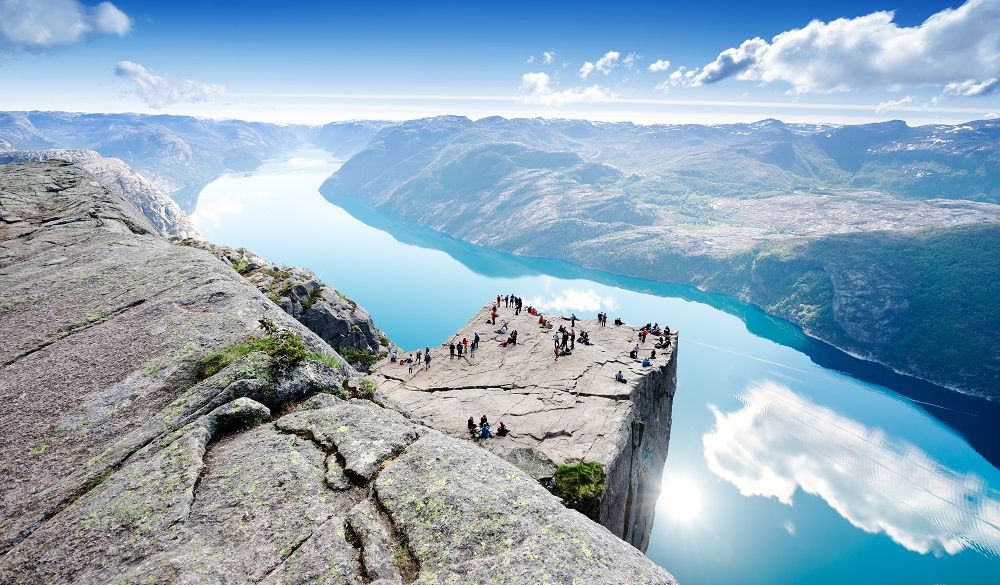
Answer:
(659, 476, 703, 523)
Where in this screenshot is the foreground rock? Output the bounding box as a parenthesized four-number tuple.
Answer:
(373, 303, 678, 551)
(0, 160, 677, 584)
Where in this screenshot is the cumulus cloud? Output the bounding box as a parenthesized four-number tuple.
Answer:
(526, 55, 535, 64)
(985, 112, 999, 119)
(944, 78, 1000, 96)
(703, 382, 1000, 556)
(518, 72, 614, 105)
(623, 52, 638, 70)
(679, 0, 1000, 94)
(0, 0, 132, 55)
(579, 50, 620, 79)
(115, 61, 226, 109)
(542, 50, 555, 65)
(648, 59, 671, 72)
(876, 95, 914, 113)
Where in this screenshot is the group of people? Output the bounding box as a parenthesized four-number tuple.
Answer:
(449, 333, 481, 359)
(391, 346, 433, 373)
(468, 415, 509, 440)
(553, 325, 576, 360)
(498, 294, 524, 315)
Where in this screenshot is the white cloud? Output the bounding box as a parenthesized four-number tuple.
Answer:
(542, 50, 555, 65)
(623, 52, 638, 70)
(0, 0, 132, 55)
(648, 59, 672, 72)
(783, 521, 796, 536)
(115, 61, 226, 109)
(519, 72, 614, 105)
(944, 78, 1000, 97)
(681, 0, 1000, 94)
(703, 382, 1000, 557)
(876, 95, 914, 113)
(526, 55, 534, 64)
(985, 112, 999, 119)
(579, 50, 620, 79)
(90, 1, 131, 35)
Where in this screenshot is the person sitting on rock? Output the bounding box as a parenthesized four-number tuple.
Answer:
(496, 421, 509, 437)
(615, 371, 627, 383)
(642, 357, 651, 367)
(614, 317, 623, 326)
(480, 422, 492, 439)
(495, 321, 508, 334)
(480, 415, 489, 427)
(650, 349, 657, 359)
(629, 348, 638, 359)
(390, 348, 397, 362)
(468, 417, 477, 434)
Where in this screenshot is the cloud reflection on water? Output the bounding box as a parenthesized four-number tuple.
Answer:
(703, 382, 1000, 556)
(525, 288, 619, 313)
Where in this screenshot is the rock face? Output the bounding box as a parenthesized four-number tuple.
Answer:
(0, 149, 202, 240)
(372, 303, 678, 551)
(0, 160, 677, 584)
(180, 239, 388, 359)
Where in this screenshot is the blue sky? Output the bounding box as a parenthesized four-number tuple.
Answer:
(1, 0, 998, 124)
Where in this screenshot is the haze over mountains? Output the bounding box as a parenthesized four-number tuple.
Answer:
(2, 111, 997, 399)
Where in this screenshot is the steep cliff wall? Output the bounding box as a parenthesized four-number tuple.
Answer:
(0, 161, 676, 583)
(372, 303, 678, 550)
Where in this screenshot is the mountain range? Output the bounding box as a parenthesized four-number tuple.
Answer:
(2, 111, 997, 399)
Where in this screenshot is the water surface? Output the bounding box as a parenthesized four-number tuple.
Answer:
(193, 149, 1000, 585)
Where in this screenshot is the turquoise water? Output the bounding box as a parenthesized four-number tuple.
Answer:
(193, 149, 1000, 585)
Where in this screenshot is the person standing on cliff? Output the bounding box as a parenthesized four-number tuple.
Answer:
(570, 328, 575, 350)
(450, 342, 455, 358)
(424, 348, 432, 370)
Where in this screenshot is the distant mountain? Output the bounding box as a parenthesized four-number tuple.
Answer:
(0, 112, 393, 213)
(0, 149, 202, 240)
(321, 116, 1000, 399)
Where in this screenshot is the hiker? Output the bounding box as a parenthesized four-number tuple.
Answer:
(457, 343, 463, 358)
(480, 422, 492, 440)
(481, 415, 489, 426)
(651, 349, 657, 359)
(390, 348, 398, 362)
(468, 417, 477, 433)
(495, 321, 508, 334)
(424, 348, 432, 370)
(462, 337, 469, 353)
(416, 350, 422, 365)
(450, 342, 456, 358)
(642, 357, 651, 367)
(570, 328, 575, 350)
(496, 421, 509, 437)
(407, 354, 414, 374)
(615, 370, 626, 383)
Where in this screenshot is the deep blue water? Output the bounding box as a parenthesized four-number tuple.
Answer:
(193, 149, 1000, 585)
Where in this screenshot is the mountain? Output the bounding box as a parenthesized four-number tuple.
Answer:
(0, 148, 201, 240)
(0, 112, 393, 213)
(320, 116, 1000, 399)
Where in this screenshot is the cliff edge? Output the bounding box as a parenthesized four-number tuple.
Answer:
(372, 303, 678, 551)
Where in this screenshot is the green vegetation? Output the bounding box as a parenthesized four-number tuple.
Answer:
(302, 285, 325, 310)
(357, 378, 377, 399)
(198, 329, 309, 379)
(336, 346, 386, 371)
(308, 352, 347, 372)
(378, 333, 390, 348)
(231, 259, 252, 274)
(551, 462, 606, 521)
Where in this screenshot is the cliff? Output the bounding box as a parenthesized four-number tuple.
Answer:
(0, 148, 202, 240)
(372, 304, 678, 551)
(0, 160, 676, 584)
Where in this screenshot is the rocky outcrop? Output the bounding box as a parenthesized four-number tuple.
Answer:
(180, 239, 388, 361)
(0, 149, 202, 240)
(372, 303, 678, 551)
(0, 160, 676, 583)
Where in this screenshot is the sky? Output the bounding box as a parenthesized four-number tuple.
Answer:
(1, 0, 998, 125)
